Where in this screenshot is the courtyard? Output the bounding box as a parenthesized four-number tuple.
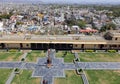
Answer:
(0, 50, 120, 84)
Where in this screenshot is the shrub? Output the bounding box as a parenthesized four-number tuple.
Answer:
(21, 58, 25, 61)
(66, 74, 68, 77)
(44, 50, 46, 53)
(14, 68, 19, 72)
(9, 49, 18, 52)
(108, 50, 116, 53)
(85, 50, 94, 52)
(76, 68, 83, 75)
(78, 69, 82, 72)
(75, 58, 79, 62)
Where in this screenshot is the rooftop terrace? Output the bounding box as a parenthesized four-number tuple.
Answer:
(0, 34, 107, 44)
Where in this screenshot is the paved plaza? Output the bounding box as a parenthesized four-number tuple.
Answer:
(0, 49, 120, 84)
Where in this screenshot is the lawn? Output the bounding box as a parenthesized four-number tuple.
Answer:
(0, 69, 12, 84)
(85, 70, 120, 84)
(26, 50, 46, 62)
(54, 70, 83, 84)
(79, 53, 120, 62)
(0, 52, 22, 61)
(11, 70, 40, 84)
(56, 51, 75, 63)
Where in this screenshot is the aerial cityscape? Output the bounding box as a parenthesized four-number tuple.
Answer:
(0, 0, 120, 84)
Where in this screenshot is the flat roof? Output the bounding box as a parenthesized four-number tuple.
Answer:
(108, 30, 120, 37)
(0, 34, 118, 44)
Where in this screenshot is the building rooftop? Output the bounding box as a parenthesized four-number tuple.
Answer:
(108, 30, 120, 37)
(0, 34, 107, 44)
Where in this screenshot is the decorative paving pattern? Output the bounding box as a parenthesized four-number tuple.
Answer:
(78, 62, 120, 70)
(32, 58, 65, 77)
(31, 49, 75, 84)
(0, 62, 21, 68)
(0, 50, 120, 84)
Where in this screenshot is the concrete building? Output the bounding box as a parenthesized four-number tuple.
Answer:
(0, 30, 119, 50)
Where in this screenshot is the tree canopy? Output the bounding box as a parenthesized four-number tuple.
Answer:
(65, 19, 86, 28)
(0, 14, 12, 19)
(100, 23, 116, 32)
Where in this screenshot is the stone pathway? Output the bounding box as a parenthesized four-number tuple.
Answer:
(74, 52, 89, 84)
(77, 62, 120, 70)
(0, 50, 120, 84)
(0, 62, 21, 68)
(5, 70, 15, 84)
(21, 52, 28, 59)
(81, 73, 89, 84)
(74, 53, 79, 59)
(5, 52, 28, 84)
(31, 50, 71, 84)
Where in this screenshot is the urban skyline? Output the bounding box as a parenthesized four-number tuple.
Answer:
(1, 0, 120, 4)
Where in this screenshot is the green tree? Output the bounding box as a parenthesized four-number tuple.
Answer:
(0, 14, 12, 19)
(65, 19, 76, 27)
(77, 20, 86, 28)
(65, 19, 86, 28)
(100, 23, 116, 32)
(16, 22, 24, 25)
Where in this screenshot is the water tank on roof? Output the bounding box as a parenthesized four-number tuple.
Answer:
(43, 17, 48, 22)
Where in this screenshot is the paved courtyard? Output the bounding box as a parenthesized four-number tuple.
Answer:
(31, 49, 76, 84)
(0, 49, 120, 84)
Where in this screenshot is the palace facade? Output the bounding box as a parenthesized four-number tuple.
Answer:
(0, 30, 120, 50)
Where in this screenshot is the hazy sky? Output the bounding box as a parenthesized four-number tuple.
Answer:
(43, 0, 120, 3)
(1, 0, 120, 4)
